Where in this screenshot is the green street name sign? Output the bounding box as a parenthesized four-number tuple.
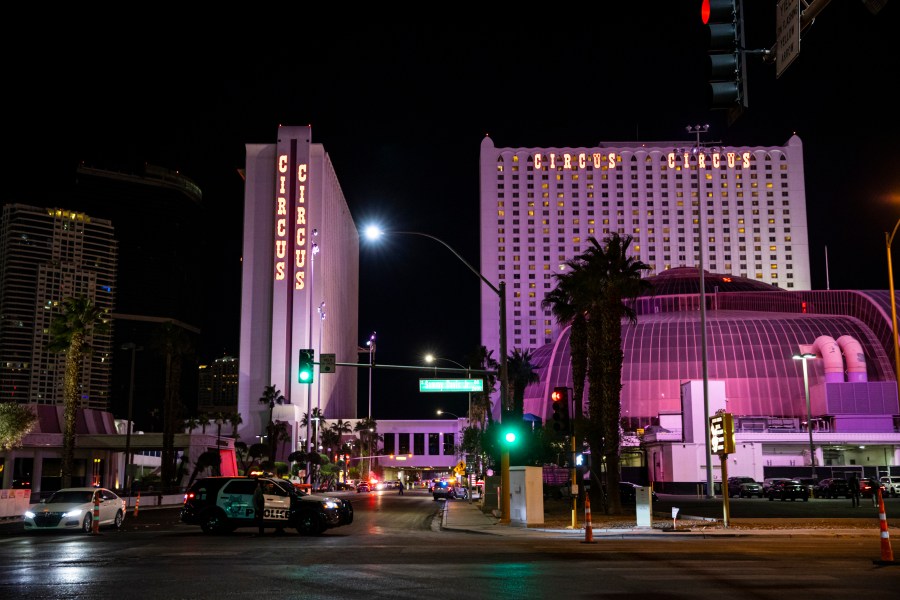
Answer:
(419, 379, 484, 393)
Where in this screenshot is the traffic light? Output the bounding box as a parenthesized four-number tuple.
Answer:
(551, 387, 570, 434)
(702, 0, 747, 110)
(499, 424, 519, 445)
(298, 348, 315, 384)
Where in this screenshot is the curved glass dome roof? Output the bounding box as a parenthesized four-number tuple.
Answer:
(519, 271, 897, 430)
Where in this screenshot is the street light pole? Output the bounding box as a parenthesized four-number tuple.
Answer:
(793, 352, 817, 478)
(887, 219, 900, 399)
(682, 124, 714, 498)
(425, 355, 471, 421)
(364, 226, 510, 522)
(121, 343, 141, 495)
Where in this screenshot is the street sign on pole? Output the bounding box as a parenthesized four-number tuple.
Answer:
(419, 379, 484, 393)
(319, 353, 336, 373)
(776, 0, 801, 78)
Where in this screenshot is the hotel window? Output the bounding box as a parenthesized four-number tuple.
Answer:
(428, 433, 440, 455)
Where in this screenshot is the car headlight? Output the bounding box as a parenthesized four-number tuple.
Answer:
(322, 501, 338, 509)
(62, 509, 83, 518)
(24, 511, 36, 519)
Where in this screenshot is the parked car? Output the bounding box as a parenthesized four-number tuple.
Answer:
(767, 479, 808, 502)
(793, 477, 818, 497)
(181, 476, 352, 535)
(859, 477, 886, 498)
(880, 476, 900, 498)
(619, 482, 659, 503)
(762, 477, 791, 495)
(814, 478, 852, 499)
(727, 476, 763, 498)
(24, 487, 126, 533)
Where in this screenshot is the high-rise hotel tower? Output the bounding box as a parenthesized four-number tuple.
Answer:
(0, 204, 117, 410)
(478, 134, 811, 354)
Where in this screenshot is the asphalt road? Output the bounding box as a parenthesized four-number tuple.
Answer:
(2, 490, 898, 599)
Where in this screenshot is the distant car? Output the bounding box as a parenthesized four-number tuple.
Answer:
(793, 477, 818, 497)
(619, 482, 659, 503)
(334, 482, 355, 491)
(24, 487, 126, 533)
(356, 481, 371, 493)
(727, 476, 763, 498)
(859, 477, 886, 499)
(880, 476, 900, 498)
(814, 478, 851, 499)
(762, 477, 792, 495)
(432, 480, 456, 501)
(767, 479, 808, 502)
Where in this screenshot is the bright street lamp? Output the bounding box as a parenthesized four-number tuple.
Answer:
(436, 409, 460, 419)
(793, 352, 818, 478)
(365, 225, 510, 523)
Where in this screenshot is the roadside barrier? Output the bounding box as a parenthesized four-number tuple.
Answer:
(92, 492, 100, 534)
(133, 492, 140, 518)
(581, 494, 595, 544)
(874, 488, 896, 566)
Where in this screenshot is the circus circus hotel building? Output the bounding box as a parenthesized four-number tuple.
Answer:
(479, 134, 900, 488)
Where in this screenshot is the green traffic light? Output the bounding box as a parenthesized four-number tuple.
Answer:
(504, 431, 516, 443)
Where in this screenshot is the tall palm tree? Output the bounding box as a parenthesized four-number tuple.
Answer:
(542, 234, 650, 514)
(465, 345, 499, 428)
(48, 295, 110, 488)
(506, 348, 540, 423)
(152, 322, 195, 490)
(258, 385, 285, 460)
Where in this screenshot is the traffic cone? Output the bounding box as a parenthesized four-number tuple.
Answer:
(873, 488, 897, 566)
(92, 492, 101, 534)
(581, 493, 596, 544)
(133, 492, 140, 518)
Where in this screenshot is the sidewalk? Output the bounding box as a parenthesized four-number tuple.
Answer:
(439, 498, 883, 538)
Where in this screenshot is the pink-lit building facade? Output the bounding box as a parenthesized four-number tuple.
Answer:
(478, 135, 899, 483)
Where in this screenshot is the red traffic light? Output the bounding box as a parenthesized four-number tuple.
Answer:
(551, 389, 563, 403)
(701, 0, 710, 24)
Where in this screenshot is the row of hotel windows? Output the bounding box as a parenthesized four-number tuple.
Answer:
(497, 153, 787, 171)
(382, 432, 456, 456)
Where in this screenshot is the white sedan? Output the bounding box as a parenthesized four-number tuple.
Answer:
(24, 487, 126, 533)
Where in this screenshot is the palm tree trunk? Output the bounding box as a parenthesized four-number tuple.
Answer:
(61, 334, 84, 488)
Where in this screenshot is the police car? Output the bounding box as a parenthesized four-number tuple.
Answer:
(181, 476, 352, 535)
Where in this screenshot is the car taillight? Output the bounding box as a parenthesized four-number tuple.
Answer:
(183, 492, 195, 503)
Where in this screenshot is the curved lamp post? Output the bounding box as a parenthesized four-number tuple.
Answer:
(426, 354, 471, 420)
(793, 352, 817, 478)
(887, 219, 900, 398)
(364, 225, 510, 523)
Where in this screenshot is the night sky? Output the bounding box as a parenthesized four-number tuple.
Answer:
(7, 4, 898, 420)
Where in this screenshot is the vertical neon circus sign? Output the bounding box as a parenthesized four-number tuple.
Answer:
(274, 157, 308, 287)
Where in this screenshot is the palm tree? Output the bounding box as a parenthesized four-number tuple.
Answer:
(227, 411, 243, 438)
(506, 348, 540, 422)
(183, 415, 199, 434)
(152, 322, 195, 490)
(48, 295, 110, 488)
(465, 345, 499, 428)
(197, 412, 211, 434)
(259, 385, 285, 460)
(542, 233, 650, 514)
(301, 407, 327, 450)
(354, 417, 378, 478)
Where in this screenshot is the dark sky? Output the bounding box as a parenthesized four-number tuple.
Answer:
(7, 4, 898, 420)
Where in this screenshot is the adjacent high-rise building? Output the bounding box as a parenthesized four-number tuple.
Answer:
(0, 204, 117, 409)
(478, 134, 811, 353)
(198, 355, 239, 415)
